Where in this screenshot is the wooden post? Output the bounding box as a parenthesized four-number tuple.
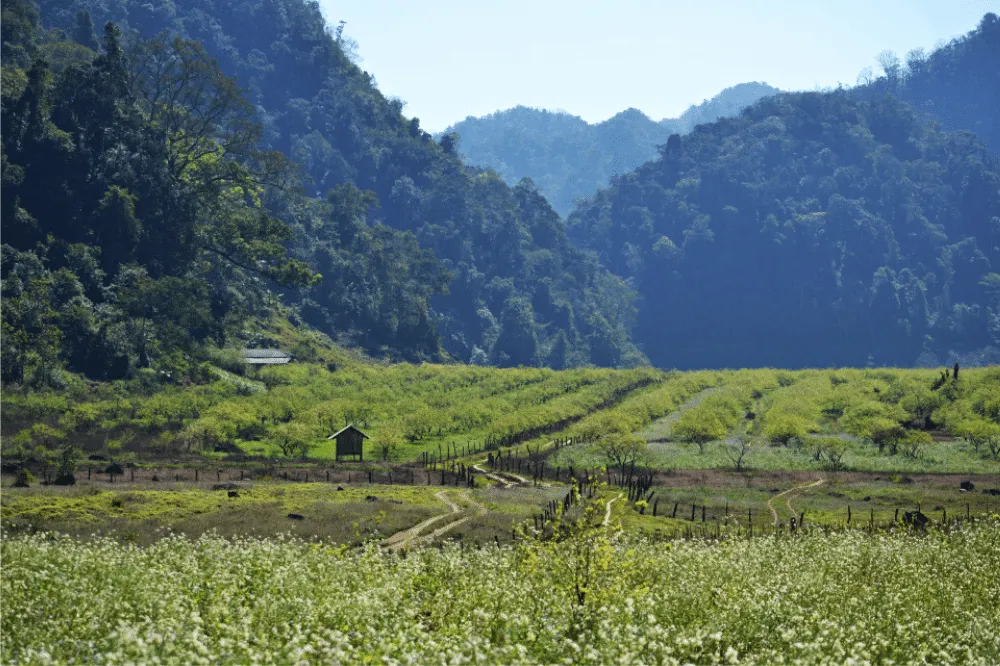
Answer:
(691, 503, 696, 521)
(847, 504, 851, 525)
(195, 469, 198, 482)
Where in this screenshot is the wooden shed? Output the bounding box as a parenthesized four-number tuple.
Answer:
(328, 425, 369, 461)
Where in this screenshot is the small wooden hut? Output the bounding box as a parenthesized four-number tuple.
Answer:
(328, 425, 369, 461)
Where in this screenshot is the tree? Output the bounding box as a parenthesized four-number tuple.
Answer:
(899, 389, 941, 429)
(865, 418, 907, 454)
(899, 431, 932, 460)
(877, 50, 902, 82)
(273, 422, 314, 458)
(762, 414, 807, 447)
(724, 435, 754, 471)
(594, 432, 646, 481)
(672, 410, 727, 454)
(71, 9, 99, 51)
(493, 297, 539, 367)
(377, 423, 405, 461)
(954, 419, 1000, 457)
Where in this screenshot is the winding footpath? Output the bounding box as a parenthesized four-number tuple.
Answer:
(767, 479, 825, 526)
(383, 491, 461, 551)
(603, 493, 624, 527)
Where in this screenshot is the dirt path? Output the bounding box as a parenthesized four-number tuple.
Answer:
(383, 491, 461, 551)
(472, 463, 516, 488)
(767, 479, 825, 526)
(412, 491, 487, 544)
(640, 388, 718, 441)
(472, 463, 534, 488)
(603, 493, 624, 527)
(385, 491, 489, 550)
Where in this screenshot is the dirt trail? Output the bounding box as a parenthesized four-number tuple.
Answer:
(385, 491, 489, 551)
(412, 491, 486, 544)
(641, 388, 719, 441)
(767, 480, 825, 526)
(384, 491, 461, 551)
(472, 463, 536, 488)
(472, 463, 516, 488)
(603, 493, 624, 527)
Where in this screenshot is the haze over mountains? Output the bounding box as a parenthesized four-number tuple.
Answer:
(441, 82, 782, 216)
(2, 0, 998, 383)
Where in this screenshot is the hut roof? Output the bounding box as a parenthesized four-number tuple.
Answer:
(241, 349, 293, 365)
(327, 424, 370, 440)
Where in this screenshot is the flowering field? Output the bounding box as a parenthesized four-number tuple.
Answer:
(3, 522, 999, 665)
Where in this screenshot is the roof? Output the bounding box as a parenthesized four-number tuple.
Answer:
(327, 425, 370, 440)
(241, 349, 293, 364)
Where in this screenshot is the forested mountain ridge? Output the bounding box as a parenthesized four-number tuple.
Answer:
(442, 82, 782, 216)
(859, 13, 1000, 157)
(2, 0, 646, 385)
(569, 83, 1000, 369)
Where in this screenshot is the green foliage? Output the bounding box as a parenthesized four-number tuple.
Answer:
(568, 77, 1000, 369)
(27, 0, 645, 369)
(1, 20, 318, 380)
(672, 409, 728, 453)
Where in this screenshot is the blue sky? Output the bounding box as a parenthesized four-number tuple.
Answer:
(319, 0, 996, 132)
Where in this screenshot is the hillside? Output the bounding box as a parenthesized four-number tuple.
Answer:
(860, 13, 1000, 156)
(568, 89, 1000, 369)
(5, 0, 645, 378)
(442, 82, 781, 216)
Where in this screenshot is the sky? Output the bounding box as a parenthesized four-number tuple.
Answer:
(319, 0, 997, 133)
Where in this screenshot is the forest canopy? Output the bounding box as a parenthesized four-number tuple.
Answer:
(3, 0, 646, 384)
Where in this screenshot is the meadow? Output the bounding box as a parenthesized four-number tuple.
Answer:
(3, 519, 999, 665)
(4, 348, 1000, 664)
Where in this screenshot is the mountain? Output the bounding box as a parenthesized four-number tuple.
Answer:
(5, 0, 646, 380)
(442, 82, 782, 216)
(860, 12, 1000, 156)
(568, 88, 1000, 369)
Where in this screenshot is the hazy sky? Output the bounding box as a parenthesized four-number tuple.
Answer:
(319, 0, 996, 132)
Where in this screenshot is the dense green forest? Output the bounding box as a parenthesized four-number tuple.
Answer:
(568, 85, 1000, 368)
(2, 0, 645, 385)
(443, 82, 781, 216)
(860, 13, 1000, 157)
